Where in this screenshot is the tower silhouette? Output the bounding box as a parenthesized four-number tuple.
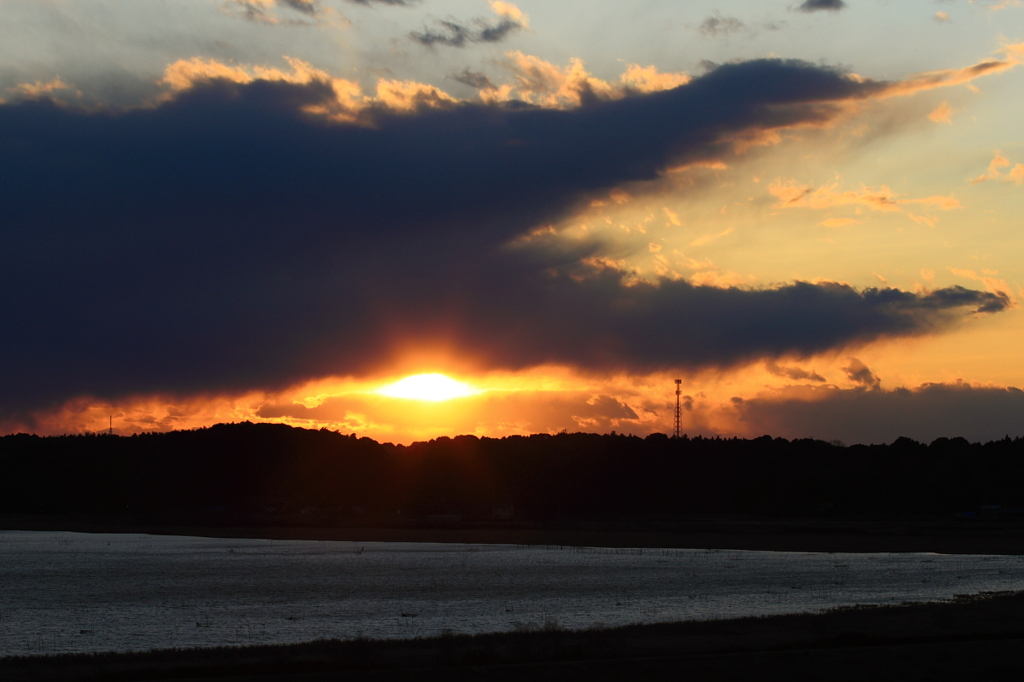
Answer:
(673, 379, 682, 439)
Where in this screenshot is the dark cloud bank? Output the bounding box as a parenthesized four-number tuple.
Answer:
(0, 59, 1009, 422)
(736, 383, 1024, 445)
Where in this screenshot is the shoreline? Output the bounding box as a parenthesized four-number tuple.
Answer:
(4, 592, 1024, 681)
(4, 513, 1023, 554)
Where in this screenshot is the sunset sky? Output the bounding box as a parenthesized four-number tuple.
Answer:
(2, 0, 1022, 445)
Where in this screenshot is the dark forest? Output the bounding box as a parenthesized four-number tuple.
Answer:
(2, 423, 1022, 522)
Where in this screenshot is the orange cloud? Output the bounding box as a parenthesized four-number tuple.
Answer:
(15, 358, 1022, 446)
(901, 195, 964, 210)
(13, 367, 672, 444)
(488, 54, 692, 108)
(689, 269, 751, 288)
(162, 55, 346, 93)
(673, 252, 716, 271)
(723, 128, 784, 154)
(620, 64, 691, 93)
(972, 151, 1024, 184)
(497, 52, 617, 107)
(928, 101, 953, 123)
(374, 79, 458, 112)
(818, 217, 862, 227)
(949, 267, 1019, 307)
(982, 0, 1024, 10)
(8, 77, 79, 100)
(608, 188, 632, 204)
(160, 56, 462, 121)
(876, 42, 1024, 97)
(665, 159, 729, 174)
(770, 179, 900, 211)
(10, 391, 273, 439)
(974, 151, 1011, 182)
(162, 57, 264, 89)
(770, 178, 962, 225)
(489, 1, 530, 28)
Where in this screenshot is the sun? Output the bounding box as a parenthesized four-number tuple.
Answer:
(375, 373, 481, 402)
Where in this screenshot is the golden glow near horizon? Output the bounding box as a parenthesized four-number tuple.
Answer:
(375, 373, 482, 402)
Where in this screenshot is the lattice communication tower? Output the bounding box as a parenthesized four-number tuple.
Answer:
(673, 379, 682, 439)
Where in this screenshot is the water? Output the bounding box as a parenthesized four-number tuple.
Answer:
(1, 530, 1022, 657)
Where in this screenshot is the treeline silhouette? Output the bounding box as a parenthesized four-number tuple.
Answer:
(1, 423, 1022, 521)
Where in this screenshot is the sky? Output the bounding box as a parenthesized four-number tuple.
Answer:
(1, 0, 1022, 445)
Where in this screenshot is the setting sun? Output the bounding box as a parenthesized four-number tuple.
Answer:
(375, 373, 481, 402)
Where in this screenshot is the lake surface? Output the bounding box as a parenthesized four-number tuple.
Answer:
(1, 530, 1022, 657)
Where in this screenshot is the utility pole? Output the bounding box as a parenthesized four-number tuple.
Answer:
(673, 379, 682, 439)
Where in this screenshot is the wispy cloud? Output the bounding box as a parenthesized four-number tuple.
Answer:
(766, 360, 826, 382)
(928, 101, 953, 123)
(223, 0, 325, 24)
(948, 267, 1018, 307)
(223, 0, 410, 25)
(874, 42, 1024, 97)
(976, 0, 1024, 11)
(7, 77, 79, 100)
(698, 12, 784, 38)
(411, 1, 529, 48)
(972, 151, 1024, 185)
(796, 0, 847, 12)
(770, 178, 963, 226)
(699, 14, 747, 37)
(452, 69, 497, 91)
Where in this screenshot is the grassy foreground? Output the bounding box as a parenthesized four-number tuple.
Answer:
(3, 591, 1024, 682)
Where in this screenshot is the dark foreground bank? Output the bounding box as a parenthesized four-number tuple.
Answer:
(4, 591, 1024, 682)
